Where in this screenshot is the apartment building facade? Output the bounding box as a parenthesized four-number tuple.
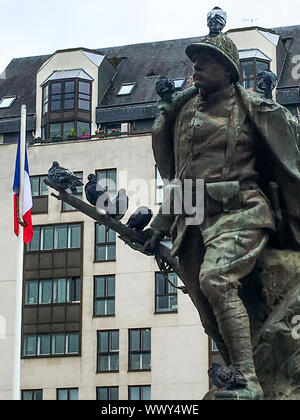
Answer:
(0, 24, 299, 400)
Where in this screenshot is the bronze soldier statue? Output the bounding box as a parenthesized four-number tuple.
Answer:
(144, 30, 300, 400)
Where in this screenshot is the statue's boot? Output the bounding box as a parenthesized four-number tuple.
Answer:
(213, 294, 264, 401)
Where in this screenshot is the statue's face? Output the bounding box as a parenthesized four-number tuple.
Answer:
(192, 50, 231, 93)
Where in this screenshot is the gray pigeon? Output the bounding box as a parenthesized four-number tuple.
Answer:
(107, 189, 129, 221)
(156, 77, 176, 103)
(126, 207, 153, 231)
(85, 174, 109, 207)
(257, 70, 277, 99)
(208, 363, 247, 390)
(207, 7, 227, 36)
(48, 161, 83, 193)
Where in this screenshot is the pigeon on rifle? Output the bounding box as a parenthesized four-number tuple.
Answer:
(208, 363, 247, 390)
(85, 174, 109, 207)
(257, 70, 277, 99)
(48, 161, 83, 193)
(207, 7, 227, 36)
(107, 189, 129, 221)
(126, 207, 153, 231)
(156, 77, 176, 103)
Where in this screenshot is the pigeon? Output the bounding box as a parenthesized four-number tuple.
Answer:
(126, 207, 153, 231)
(85, 174, 109, 206)
(156, 77, 176, 103)
(48, 161, 83, 193)
(207, 7, 227, 36)
(208, 363, 248, 390)
(257, 70, 277, 99)
(106, 189, 129, 221)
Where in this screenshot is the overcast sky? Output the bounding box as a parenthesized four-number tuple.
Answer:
(0, 0, 299, 75)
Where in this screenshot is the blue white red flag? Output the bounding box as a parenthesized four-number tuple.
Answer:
(13, 138, 33, 244)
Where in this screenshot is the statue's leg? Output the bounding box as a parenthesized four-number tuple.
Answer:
(199, 229, 269, 400)
(178, 226, 231, 366)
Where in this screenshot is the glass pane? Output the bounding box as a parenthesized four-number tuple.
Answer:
(129, 387, 140, 401)
(110, 388, 119, 401)
(168, 273, 178, 293)
(142, 330, 151, 351)
(130, 354, 141, 370)
(38, 335, 50, 355)
(110, 331, 119, 351)
(69, 225, 81, 248)
(67, 333, 79, 354)
(241, 60, 254, 79)
(52, 334, 65, 354)
(31, 177, 40, 197)
(79, 81, 90, 94)
(22, 391, 33, 400)
(63, 122, 75, 138)
(51, 100, 61, 111)
(24, 335, 37, 356)
(243, 79, 255, 91)
(41, 227, 53, 250)
(77, 121, 90, 136)
(98, 388, 108, 400)
(96, 225, 106, 243)
(108, 229, 116, 243)
(50, 123, 61, 138)
(130, 330, 140, 351)
(40, 280, 52, 304)
(69, 389, 78, 400)
(156, 274, 166, 294)
(156, 187, 164, 204)
(53, 278, 66, 303)
(170, 296, 178, 311)
(52, 83, 62, 94)
(26, 281, 38, 304)
(142, 353, 151, 370)
(95, 276, 105, 298)
(34, 390, 43, 401)
(107, 276, 115, 297)
(40, 176, 48, 196)
(256, 61, 269, 74)
(141, 387, 151, 401)
(99, 332, 108, 352)
(108, 171, 117, 192)
(57, 389, 68, 400)
(54, 225, 68, 249)
(107, 245, 116, 261)
(156, 296, 169, 312)
(156, 168, 164, 187)
(65, 81, 75, 93)
(106, 300, 115, 316)
(96, 246, 106, 262)
(99, 355, 109, 371)
(95, 300, 106, 316)
(28, 227, 40, 251)
(110, 354, 119, 371)
(64, 99, 74, 110)
(78, 100, 90, 111)
(68, 277, 81, 302)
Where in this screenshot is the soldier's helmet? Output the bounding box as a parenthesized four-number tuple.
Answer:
(185, 33, 240, 83)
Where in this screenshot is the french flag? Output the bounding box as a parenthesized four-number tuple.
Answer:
(13, 138, 33, 244)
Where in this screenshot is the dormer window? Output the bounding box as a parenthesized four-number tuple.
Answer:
(174, 79, 185, 90)
(0, 96, 16, 109)
(239, 50, 271, 91)
(117, 83, 135, 96)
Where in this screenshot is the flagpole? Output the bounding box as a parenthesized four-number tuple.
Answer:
(12, 105, 26, 400)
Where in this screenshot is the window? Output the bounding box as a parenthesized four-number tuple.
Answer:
(27, 224, 81, 252)
(43, 85, 49, 115)
(129, 386, 151, 401)
(0, 96, 16, 108)
(129, 329, 151, 371)
(155, 272, 178, 313)
(31, 176, 48, 197)
(94, 275, 115, 317)
(97, 330, 119, 373)
(96, 169, 117, 198)
(21, 390, 43, 400)
(25, 278, 81, 305)
(97, 387, 119, 401)
(240, 59, 270, 91)
(95, 225, 116, 262)
(156, 166, 164, 204)
(117, 83, 135, 96)
(57, 388, 78, 400)
(174, 78, 185, 89)
(23, 332, 79, 357)
(62, 172, 83, 211)
(78, 81, 91, 111)
(211, 340, 219, 352)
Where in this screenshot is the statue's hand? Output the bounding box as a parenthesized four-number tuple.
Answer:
(142, 228, 166, 256)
